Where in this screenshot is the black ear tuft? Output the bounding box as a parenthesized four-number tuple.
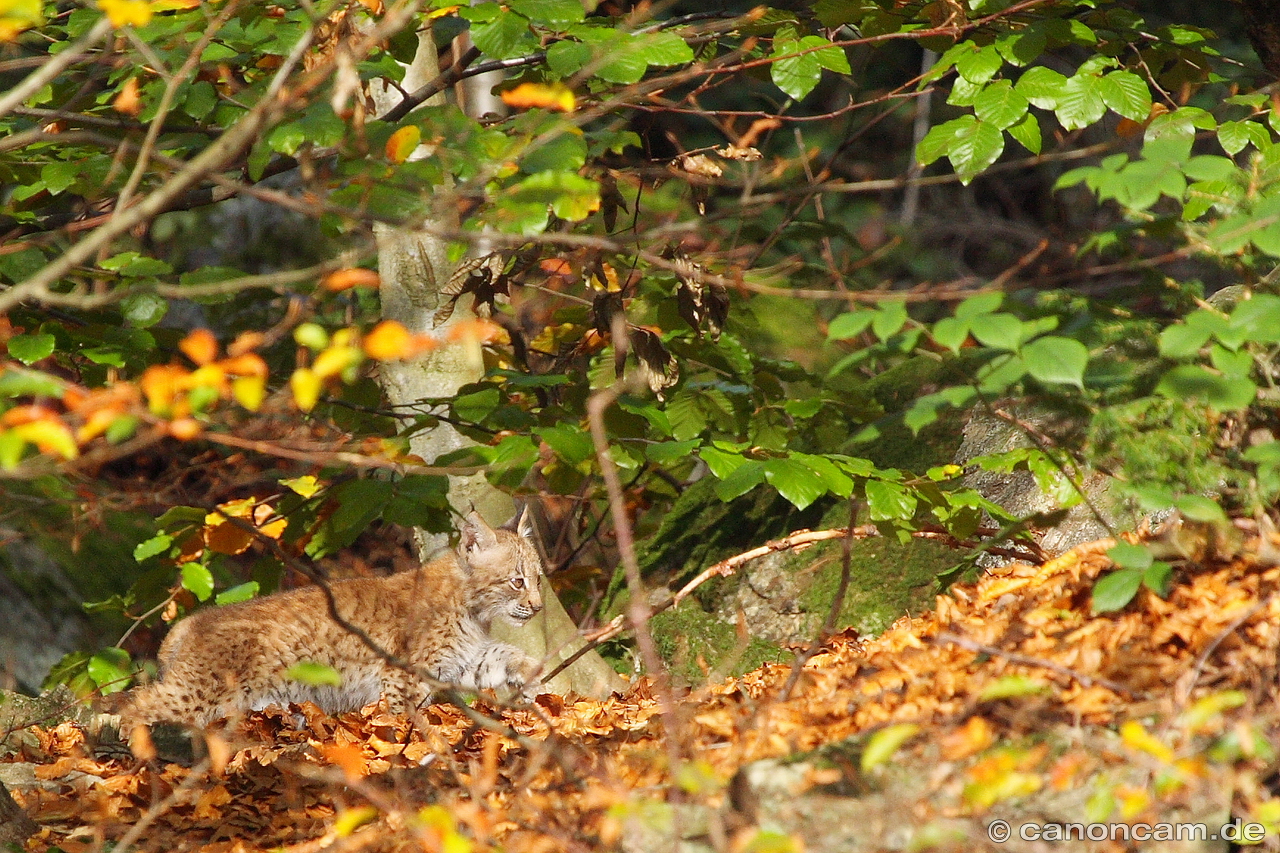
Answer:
(461, 511, 499, 556)
(501, 503, 537, 540)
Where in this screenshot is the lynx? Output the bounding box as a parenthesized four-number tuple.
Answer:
(119, 510, 544, 729)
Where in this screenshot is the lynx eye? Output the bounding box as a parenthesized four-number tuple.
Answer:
(510, 577, 525, 590)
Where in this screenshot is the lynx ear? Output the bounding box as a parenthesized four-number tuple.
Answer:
(514, 504, 535, 540)
(460, 511, 499, 559)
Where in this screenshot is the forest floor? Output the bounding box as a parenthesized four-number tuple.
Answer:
(7, 524, 1280, 853)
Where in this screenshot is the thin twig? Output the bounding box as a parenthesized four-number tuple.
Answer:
(936, 631, 1136, 697)
(1174, 597, 1271, 706)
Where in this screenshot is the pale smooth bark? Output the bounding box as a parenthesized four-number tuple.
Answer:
(369, 28, 625, 698)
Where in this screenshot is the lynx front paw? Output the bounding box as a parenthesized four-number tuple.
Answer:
(475, 645, 540, 700)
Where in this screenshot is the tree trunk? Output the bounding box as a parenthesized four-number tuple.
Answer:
(369, 28, 625, 699)
(0, 780, 36, 847)
(1242, 0, 1280, 80)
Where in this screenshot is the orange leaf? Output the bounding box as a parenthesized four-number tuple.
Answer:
(140, 364, 187, 415)
(322, 268, 381, 292)
(227, 330, 265, 357)
(445, 318, 504, 345)
(320, 743, 369, 781)
(385, 126, 421, 164)
(362, 320, 411, 360)
(113, 77, 142, 116)
(179, 329, 219, 365)
(168, 417, 203, 441)
(204, 516, 253, 555)
(219, 353, 268, 378)
(501, 81, 576, 113)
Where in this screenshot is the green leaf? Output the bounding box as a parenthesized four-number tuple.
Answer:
(537, 423, 594, 465)
(1014, 66, 1067, 109)
(1155, 365, 1256, 411)
(639, 31, 695, 67)
(1097, 71, 1151, 121)
(0, 367, 63, 398)
(285, 660, 343, 687)
(121, 292, 169, 328)
(87, 648, 132, 694)
(215, 581, 260, 605)
(931, 316, 970, 352)
(1174, 494, 1228, 522)
(507, 170, 600, 222)
(1183, 155, 1237, 183)
(1143, 561, 1173, 597)
(471, 12, 538, 60)
(645, 439, 701, 464)
(771, 38, 821, 100)
(861, 723, 919, 772)
(827, 310, 876, 340)
(946, 118, 1004, 182)
(6, 333, 55, 365)
(973, 80, 1028, 130)
(1091, 567, 1144, 613)
(978, 674, 1050, 701)
(714, 459, 765, 501)
(181, 562, 215, 602)
(1006, 111, 1042, 154)
(956, 291, 1003, 318)
(133, 533, 173, 563)
(454, 387, 501, 422)
(1107, 541, 1153, 571)
(1158, 322, 1212, 359)
(917, 116, 974, 167)
(99, 252, 171, 277)
(507, 0, 583, 26)
(954, 43, 1002, 85)
(761, 457, 827, 510)
(1056, 73, 1107, 131)
(865, 479, 917, 521)
(546, 39, 592, 77)
(1022, 335, 1088, 387)
(969, 313, 1023, 351)
(871, 301, 908, 340)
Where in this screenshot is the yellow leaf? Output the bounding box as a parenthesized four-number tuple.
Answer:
(0, 0, 43, 41)
(501, 81, 576, 113)
(281, 475, 321, 498)
(385, 125, 421, 164)
(1181, 689, 1246, 733)
(1120, 720, 1174, 764)
(14, 418, 78, 460)
(232, 375, 265, 411)
(97, 0, 152, 29)
(290, 367, 321, 411)
(311, 345, 361, 380)
(1116, 785, 1151, 820)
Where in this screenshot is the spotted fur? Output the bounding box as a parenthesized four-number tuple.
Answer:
(120, 510, 543, 729)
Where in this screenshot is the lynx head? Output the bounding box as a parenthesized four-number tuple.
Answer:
(460, 507, 544, 626)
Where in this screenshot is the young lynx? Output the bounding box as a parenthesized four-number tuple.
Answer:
(120, 510, 544, 729)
